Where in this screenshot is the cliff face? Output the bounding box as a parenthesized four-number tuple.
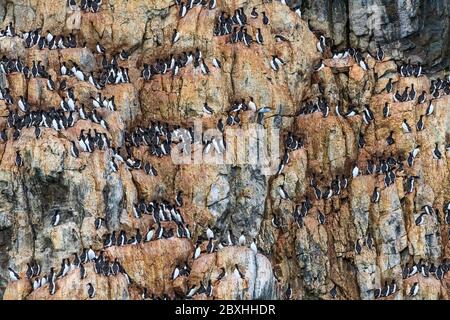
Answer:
(304, 0, 450, 72)
(0, 0, 449, 300)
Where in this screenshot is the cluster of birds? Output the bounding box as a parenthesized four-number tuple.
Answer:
(2, 0, 450, 301)
(284, 173, 355, 230)
(296, 96, 332, 117)
(103, 196, 191, 248)
(275, 131, 304, 176)
(269, 11, 449, 298)
(141, 47, 211, 80)
(364, 63, 447, 176)
(175, 0, 217, 18)
(8, 247, 130, 299)
(68, 0, 102, 13)
(213, 8, 267, 46)
(371, 258, 450, 298)
(177, 226, 258, 300)
(0, 22, 79, 50)
(32, 189, 262, 300)
(316, 40, 370, 71)
(1, 87, 115, 169)
(373, 279, 397, 299)
(402, 258, 450, 281)
(391, 80, 450, 105)
(398, 60, 423, 78)
(179, 263, 248, 300)
(0, 56, 48, 79)
(23, 29, 78, 50)
(0, 22, 15, 38)
(61, 53, 131, 88)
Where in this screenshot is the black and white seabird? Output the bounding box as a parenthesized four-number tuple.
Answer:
(71, 253, 80, 269)
(425, 101, 434, 116)
(283, 283, 292, 300)
(413, 62, 423, 77)
(409, 261, 418, 277)
(231, 265, 245, 281)
(317, 210, 325, 225)
(8, 267, 20, 281)
(385, 78, 393, 93)
(374, 288, 381, 299)
(88, 246, 96, 261)
(68, 0, 77, 10)
(250, 238, 258, 254)
(172, 265, 180, 280)
(317, 35, 326, 53)
(247, 97, 257, 111)
(145, 227, 155, 242)
(87, 283, 96, 298)
(70, 141, 79, 158)
(371, 187, 380, 203)
(31, 261, 40, 276)
(278, 185, 289, 200)
(405, 176, 419, 194)
(436, 265, 444, 280)
(270, 55, 284, 71)
(314, 59, 325, 72)
(32, 278, 41, 290)
(344, 105, 358, 118)
(206, 238, 215, 253)
(96, 42, 105, 54)
(330, 285, 337, 299)
(352, 165, 360, 177)
(179, 2, 187, 18)
(376, 45, 384, 61)
(409, 84, 416, 101)
(389, 279, 397, 295)
(193, 241, 201, 259)
(412, 145, 420, 158)
(217, 267, 227, 281)
(383, 102, 390, 118)
(355, 239, 362, 255)
(79, 263, 86, 279)
(418, 91, 426, 104)
(250, 7, 258, 18)
(238, 232, 246, 246)
(175, 191, 183, 207)
(57, 258, 70, 278)
(206, 225, 214, 240)
(186, 284, 198, 298)
(433, 143, 442, 159)
(416, 115, 425, 131)
(415, 212, 427, 226)
(51, 210, 60, 226)
(380, 281, 389, 297)
(262, 11, 269, 25)
(203, 102, 214, 115)
(172, 29, 180, 44)
(26, 263, 33, 279)
(402, 119, 412, 133)
(49, 280, 56, 295)
(409, 282, 419, 297)
(256, 28, 263, 45)
(94, 217, 104, 230)
(15, 151, 23, 167)
(212, 58, 221, 69)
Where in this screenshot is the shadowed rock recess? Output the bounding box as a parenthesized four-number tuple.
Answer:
(0, 0, 449, 300)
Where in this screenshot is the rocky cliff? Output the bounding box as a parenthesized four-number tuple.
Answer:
(0, 0, 449, 300)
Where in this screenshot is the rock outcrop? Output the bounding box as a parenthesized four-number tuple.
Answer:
(303, 0, 450, 72)
(0, 0, 449, 300)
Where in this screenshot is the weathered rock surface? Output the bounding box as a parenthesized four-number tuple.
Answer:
(303, 0, 450, 72)
(0, 0, 449, 300)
